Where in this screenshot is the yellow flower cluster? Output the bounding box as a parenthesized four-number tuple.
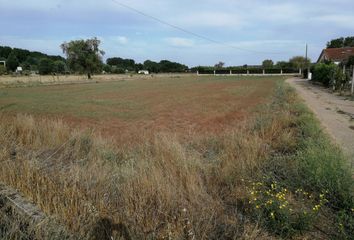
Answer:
(248, 181, 329, 219)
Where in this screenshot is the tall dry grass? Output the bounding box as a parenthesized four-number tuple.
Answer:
(1, 82, 351, 239)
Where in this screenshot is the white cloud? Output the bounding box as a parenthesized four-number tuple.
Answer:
(165, 37, 195, 47)
(112, 36, 129, 45)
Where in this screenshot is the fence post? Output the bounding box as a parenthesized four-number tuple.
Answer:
(262, 69, 265, 75)
(247, 70, 249, 75)
(230, 70, 232, 75)
(280, 69, 283, 75)
(197, 70, 199, 75)
(214, 70, 216, 76)
(299, 68, 302, 75)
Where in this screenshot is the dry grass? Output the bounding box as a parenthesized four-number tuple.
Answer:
(0, 79, 351, 239)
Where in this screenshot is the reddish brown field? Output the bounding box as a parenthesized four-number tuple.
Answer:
(0, 75, 283, 142)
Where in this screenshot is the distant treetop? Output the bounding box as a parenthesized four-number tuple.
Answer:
(326, 36, 354, 48)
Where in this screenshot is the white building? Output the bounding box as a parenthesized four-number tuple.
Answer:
(138, 70, 149, 75)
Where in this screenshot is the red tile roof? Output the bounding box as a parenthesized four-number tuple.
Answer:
(317, 47, 354, 63)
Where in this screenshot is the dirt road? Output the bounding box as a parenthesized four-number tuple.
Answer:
(287, 78, 354, 166)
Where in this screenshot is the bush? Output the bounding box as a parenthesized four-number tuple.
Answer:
(38, 58, 54, 75)
(312, 63, 337, 86)
(0, 65, 6, 75)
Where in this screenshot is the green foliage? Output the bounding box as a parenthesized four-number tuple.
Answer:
(143, 60, 160, 73)
(0, 46, 12, 59)
(247, 180, 328, 237)
(276, 61, 292, 69)
(6, 51, 19, 72)
(38, 58, 54, 75)
(0, 65, 6, 75)
(262, 59, 274, 68)
(214, 61, 225, 69)
(0, 46, 64, 73)
(102, 64, 112, 73)
(53, 60, 66, 74)
(312, 63, 337, 86)
(327, 36, 354, 48)
(158, 60, 187, 73)
(289, 56, 310, 69)
(106, 57, 135, 71)
(61, 37, 104, 79)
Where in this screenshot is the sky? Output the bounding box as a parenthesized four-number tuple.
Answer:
(0, 0, 353, 67)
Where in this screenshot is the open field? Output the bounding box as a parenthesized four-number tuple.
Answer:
(0, 75, 281, 142)
(0, 76, 353, 239)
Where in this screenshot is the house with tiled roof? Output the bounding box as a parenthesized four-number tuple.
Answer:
(317, 47, 354, 65)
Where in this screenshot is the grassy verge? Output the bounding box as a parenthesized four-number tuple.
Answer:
(0, 80, 352, 239)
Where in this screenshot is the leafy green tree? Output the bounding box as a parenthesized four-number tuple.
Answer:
(327, 36, 354, 48)
(38, 58, 54, 75)
(106, 57, 135, 71)
(144, 60, 160, 73)
(214, 61, 225, 69)
(6, 51, 19, 72)
(262, 59, 274, 68)
(289, 56, 310, 69)
(103, 64, 112, 73)
(0, 46, 12, 59)
(53, 60, 66, 74)
(343, 37, 354, 47)
(327, 37, 344, 48)
(61, 37, 104, 79)
(275, 61, 291, 69)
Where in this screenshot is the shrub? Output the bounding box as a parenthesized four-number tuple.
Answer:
(312, 63, 337, 86)
(0, 65, 6, 75)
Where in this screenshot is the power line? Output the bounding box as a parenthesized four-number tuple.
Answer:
(110, 0, 284, 55)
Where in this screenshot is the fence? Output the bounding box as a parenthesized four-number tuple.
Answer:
(197, 68, 301, 76)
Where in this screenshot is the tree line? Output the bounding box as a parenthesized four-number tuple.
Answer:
(0, 46, 66, 74)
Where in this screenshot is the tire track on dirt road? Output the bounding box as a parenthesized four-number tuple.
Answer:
(287, 78, 354, 168)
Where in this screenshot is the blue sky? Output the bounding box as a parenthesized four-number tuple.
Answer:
(1, 0, 353, 66)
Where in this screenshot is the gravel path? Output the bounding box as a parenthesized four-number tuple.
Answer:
(287, 78, 354, 167)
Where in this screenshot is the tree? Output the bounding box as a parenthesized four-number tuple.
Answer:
(343, 37, 354, 48)
(61, 37, 104, 79)
(262, 59, 274, 68)
(103, 64, 112, 73)
(214, 61, 225, 69)
(143, 60, 160, 73)
(289, 56, 310, 69)
(327, 36, 354, 48)
(38, 58, 54, 75)
(6, 51, 19, 72)
(276, 61, 291, 69)
(53, 60, 66, 74)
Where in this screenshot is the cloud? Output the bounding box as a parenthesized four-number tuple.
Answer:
(114, 36, 129, 45)
(165, 37, 195, 47)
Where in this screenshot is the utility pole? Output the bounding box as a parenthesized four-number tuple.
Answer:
(351, 65, 354, 96)
(305, 44, 310, 80)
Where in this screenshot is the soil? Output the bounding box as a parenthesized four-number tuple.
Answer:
(287, 78, 354, 167)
